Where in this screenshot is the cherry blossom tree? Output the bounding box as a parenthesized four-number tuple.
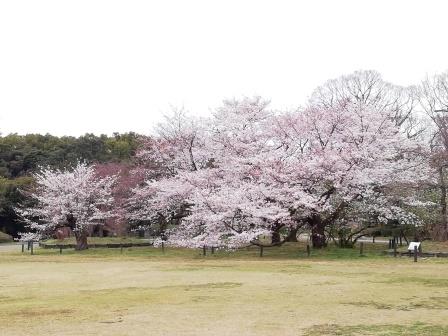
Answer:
(16, 162, 116, 250)
(138, 107, 210, 175)
(129, 97, 283, 248)
(131, 95, 431, 249)
(271, 100, 430, 247)
(127, 108, 211, 238)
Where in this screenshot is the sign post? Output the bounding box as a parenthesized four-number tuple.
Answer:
(408, 242, 421, 262)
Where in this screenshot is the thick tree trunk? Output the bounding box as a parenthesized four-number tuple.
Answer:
(309, 214, 327, 249)
(286, 227, 299, 242)
(75, 231, 88, 251)
(271, 230, 281, 244)
(271, 223, 282, 244)
(66, 213, 89, 250)
(98, 225, 104, 237)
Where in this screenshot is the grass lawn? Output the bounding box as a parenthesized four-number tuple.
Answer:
(395, 240, 448, 253)
(0, 231, 12, 243)
(1, 242, 448, 335)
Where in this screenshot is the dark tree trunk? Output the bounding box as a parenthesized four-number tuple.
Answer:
(98, 225, 104, 238)
(309, 214, 327, 249)
(67, 214, 89, 251)
(286, 227, 299, 242)
(158, 213, 169, 241)
(74, 231, 88, 251)
(271, 223, 282, 244)
(66, 214, 88, 250)
(271, 230, 281, 244)
(338, 236, 354, 248)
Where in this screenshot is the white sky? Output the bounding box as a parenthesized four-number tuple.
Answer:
(1, 0, 447, 136)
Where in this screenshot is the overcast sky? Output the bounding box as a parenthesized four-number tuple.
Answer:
(1, 0, 447, 136)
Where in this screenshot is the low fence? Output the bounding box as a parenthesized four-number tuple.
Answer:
(384, 250, 448, 258)
(39, 242, 152, 249)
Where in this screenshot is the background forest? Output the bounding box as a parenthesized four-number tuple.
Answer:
(0, 132, 139, 236)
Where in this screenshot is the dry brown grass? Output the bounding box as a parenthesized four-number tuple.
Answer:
(1, 244, 448, 335)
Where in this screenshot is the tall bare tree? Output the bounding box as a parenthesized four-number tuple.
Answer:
(310, 70, 425, 139)
(418, 72, 448, 240)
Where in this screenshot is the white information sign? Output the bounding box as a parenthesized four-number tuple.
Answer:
(408, 242, 421, 251)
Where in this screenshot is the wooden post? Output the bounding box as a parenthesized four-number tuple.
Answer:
(306, 244, 310, 257)
(203, 245, 206, 256)
(359, 242, 364, 256)
(414, 245, 418, 262)
(21, 243, 24, 253)
(30, 242, 34, 255)
(372, 235, 375, 243)
(259, 246, 264, 257)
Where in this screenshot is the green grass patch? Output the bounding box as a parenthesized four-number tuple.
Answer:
(379, 276, 448, 287)
(304, 322, 448, 336)
(0, 231, 13, 243)
(3, 240, 441, 262)
(11, 241, 392, 261)
(396, 240, 448, 253)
